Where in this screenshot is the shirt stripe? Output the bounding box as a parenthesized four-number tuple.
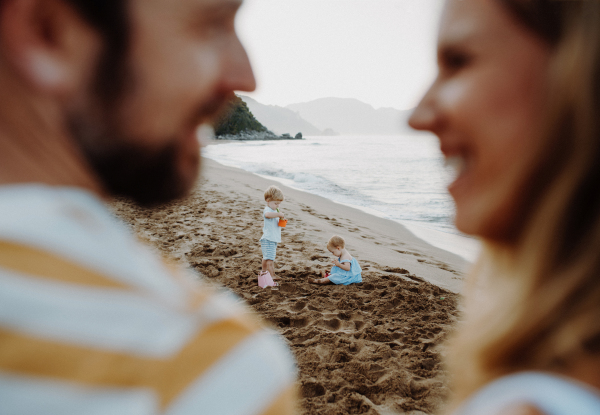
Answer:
(0, 317, 258, 408)
(164, 331, 297, 415)
(0, 269, 243, 357)
(0, 372, 158, 415)
(262, 386, 298, 415)
(0, 187, 190, 301)
(0, 240, 129, 289)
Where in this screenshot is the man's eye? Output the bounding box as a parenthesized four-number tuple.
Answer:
(199, 22, 227, 37)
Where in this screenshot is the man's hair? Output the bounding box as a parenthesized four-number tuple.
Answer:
(64, 1, 127, 41)
(64, 0, 130, 102)
(264, 186, 284, 202)
(327, 235, 345, 249)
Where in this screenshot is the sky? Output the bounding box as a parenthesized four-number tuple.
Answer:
(235, 0, 445, 111)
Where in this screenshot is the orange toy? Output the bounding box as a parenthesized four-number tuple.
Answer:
(278, 218, 288, 227)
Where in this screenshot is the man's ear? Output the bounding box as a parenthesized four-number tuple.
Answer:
(0, 0, 102, 96)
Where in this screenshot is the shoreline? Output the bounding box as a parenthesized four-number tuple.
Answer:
(252, 170, 480, 263)
(203, 138, 480, 264)
(200, 157, 469, 293)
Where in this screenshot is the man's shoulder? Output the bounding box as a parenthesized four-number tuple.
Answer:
(0, 185, 188, 296)
(0, 231, 298, 414)
(0, 255, 298, 414)
(0, 186, 298, 413)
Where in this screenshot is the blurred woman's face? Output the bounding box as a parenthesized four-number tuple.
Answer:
(409, 0, 551, 242)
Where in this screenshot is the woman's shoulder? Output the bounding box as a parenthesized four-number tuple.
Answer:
(500, 405, 547, 415)
(455, 372, 600, 415)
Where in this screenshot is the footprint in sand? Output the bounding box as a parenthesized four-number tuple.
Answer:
(291, 301, 307, 311)
(301, 382, 326, 398)
(291, 317, 310, 328)
(322, 318, 342, 331)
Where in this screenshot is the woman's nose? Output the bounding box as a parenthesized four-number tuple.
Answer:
(408, 84, 439, 132)
(409, 99, 437, 132)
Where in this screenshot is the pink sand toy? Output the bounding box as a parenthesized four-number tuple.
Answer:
(258, 271, 278, 288)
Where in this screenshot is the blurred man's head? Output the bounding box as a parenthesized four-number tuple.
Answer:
(0, 0, 255, 205)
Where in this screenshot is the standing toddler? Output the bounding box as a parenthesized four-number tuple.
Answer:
(259, 185, 285, 285)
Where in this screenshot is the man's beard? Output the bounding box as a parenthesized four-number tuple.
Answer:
(67, 58, 230, 207)
(69, 119, 190, 206)
(67, 106, 198, 207)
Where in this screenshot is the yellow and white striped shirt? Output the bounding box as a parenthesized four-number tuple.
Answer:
(0, 185, 297, 415)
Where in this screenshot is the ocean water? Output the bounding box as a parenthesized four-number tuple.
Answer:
(203, 135, 480, 261)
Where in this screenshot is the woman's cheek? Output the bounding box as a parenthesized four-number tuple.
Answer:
(437, 78, 474, 119)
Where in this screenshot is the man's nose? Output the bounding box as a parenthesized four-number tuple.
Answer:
(220, 35, 256, 93)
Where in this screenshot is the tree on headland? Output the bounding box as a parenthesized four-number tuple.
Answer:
(213, 95, 270, 136)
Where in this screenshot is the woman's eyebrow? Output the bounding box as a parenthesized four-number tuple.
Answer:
(195, 0, 243, 17)
(438, 15, 481, 48)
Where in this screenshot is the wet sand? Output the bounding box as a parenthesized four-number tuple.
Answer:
(110, 158, 468, 415)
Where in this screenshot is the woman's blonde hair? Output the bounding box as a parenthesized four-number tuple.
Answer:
(447, 0, 600, 408)
(327, 235, 345, 249)
(264, 185, 284, 202)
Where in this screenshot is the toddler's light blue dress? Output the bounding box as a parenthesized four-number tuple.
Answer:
(328, 257, 362, 285)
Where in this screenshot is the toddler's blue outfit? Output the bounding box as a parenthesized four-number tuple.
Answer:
(328, 257, 362, 285)
(260, 206, 281, 260)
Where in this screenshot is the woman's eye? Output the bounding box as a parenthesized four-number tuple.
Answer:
(440, 48, 472, 73)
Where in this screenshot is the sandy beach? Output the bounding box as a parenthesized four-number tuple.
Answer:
(111, 157, 469, 414)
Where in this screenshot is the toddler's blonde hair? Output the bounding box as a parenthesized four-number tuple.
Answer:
(264, 185, 284, 202)
(327, 235, 345, 249)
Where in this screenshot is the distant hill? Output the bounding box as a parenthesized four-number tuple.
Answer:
(213, 95, 270, 136)
(239, 95, 323, 136)
(287, 97, 413, 135)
